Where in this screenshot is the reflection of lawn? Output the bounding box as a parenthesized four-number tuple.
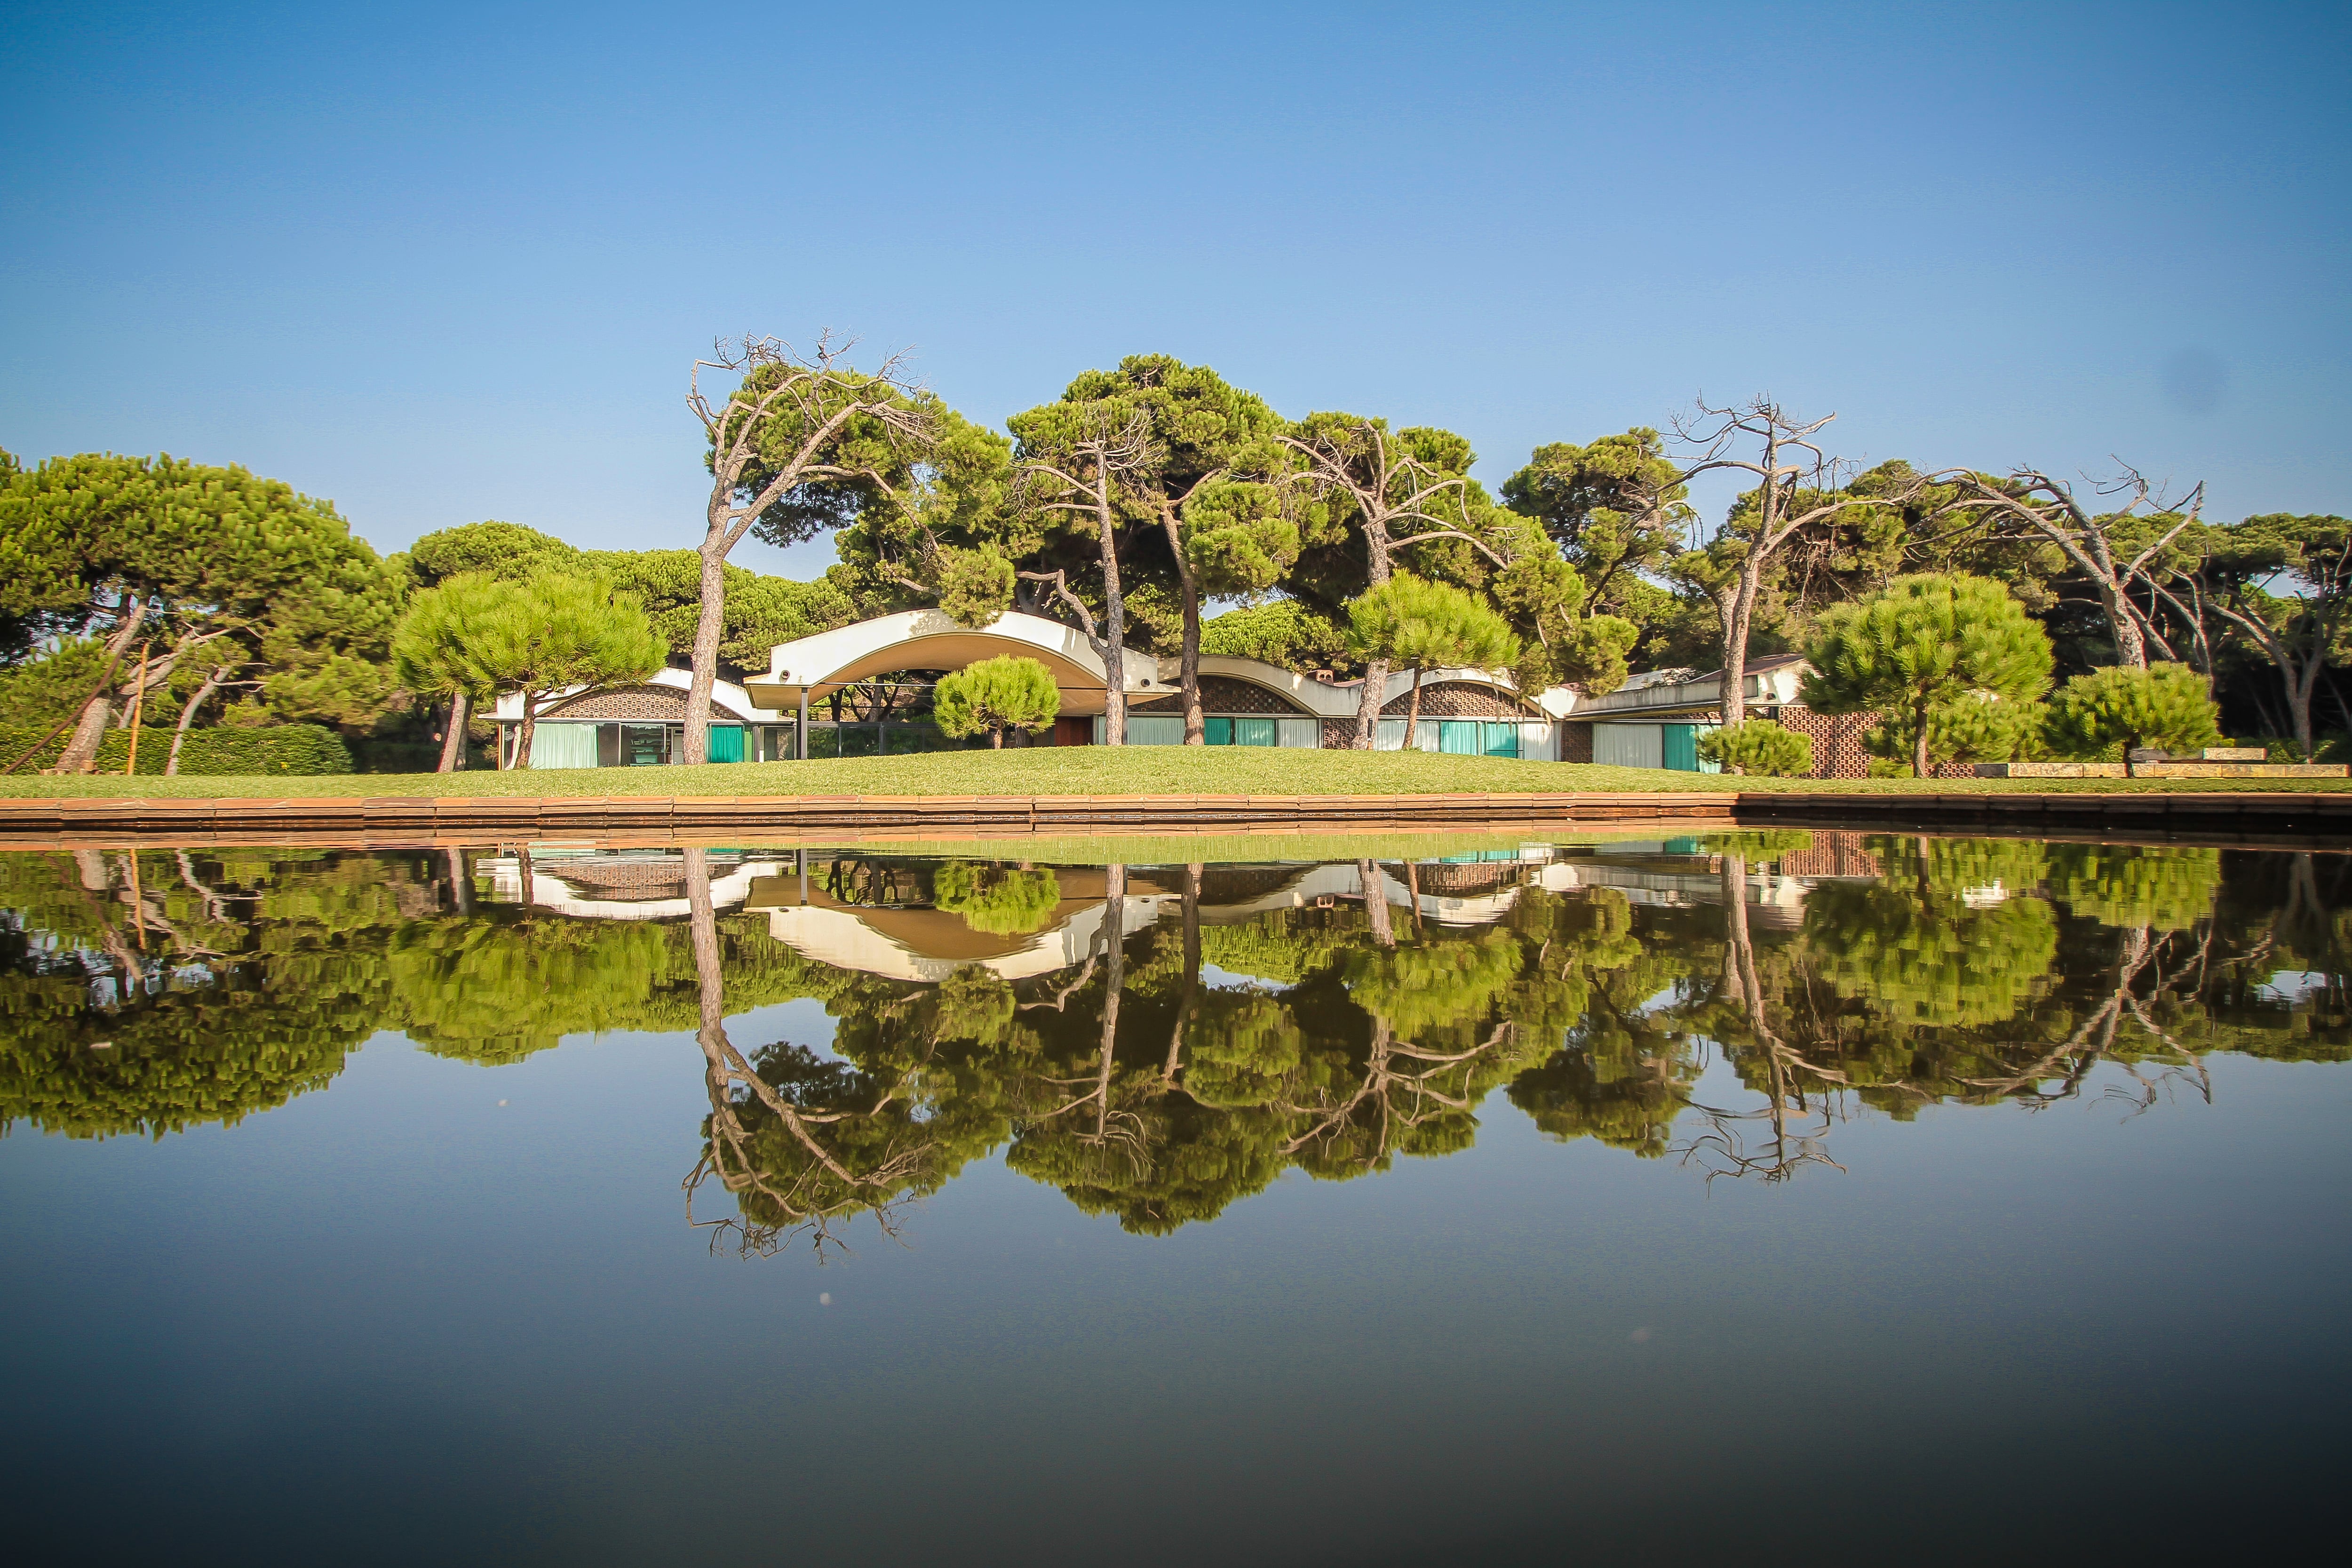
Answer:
(3, 748, 2349, 800)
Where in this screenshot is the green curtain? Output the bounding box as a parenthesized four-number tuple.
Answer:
(1235, 717, 1277, 747)
(1440, 721, 1481, 754)
(708, 725, 745, 763)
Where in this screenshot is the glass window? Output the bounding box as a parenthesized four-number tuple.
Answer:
(1235, 716, 1277, 747)
(1277, 717, 1320, 748)
(1482, 722, 1520, 758)
(1204, 717, 1233, 745)
(1439, 721, 1481, 755)
(708, 725, 745, 763)
(621, 724, 668, 766)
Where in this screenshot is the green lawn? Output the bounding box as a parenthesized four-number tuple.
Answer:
(3, 748, 2347, 799)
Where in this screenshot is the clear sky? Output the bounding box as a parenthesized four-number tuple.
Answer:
(3, 0, 2345, 578)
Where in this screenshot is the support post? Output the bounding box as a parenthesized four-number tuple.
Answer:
(798, 688, 809, 760)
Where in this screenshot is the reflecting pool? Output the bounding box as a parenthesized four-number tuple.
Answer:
(3, 832, 2346, 1565)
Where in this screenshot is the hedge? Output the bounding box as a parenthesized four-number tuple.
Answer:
(0, 724, 355, 777)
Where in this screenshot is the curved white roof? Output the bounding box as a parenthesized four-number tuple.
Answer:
(746, 609, 1169, 716)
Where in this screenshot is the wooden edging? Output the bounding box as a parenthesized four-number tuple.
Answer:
(0, 788, 2345, 848)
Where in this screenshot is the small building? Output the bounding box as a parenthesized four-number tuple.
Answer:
(1557, 653, 1871, 779)
(488, 667, 787, 769)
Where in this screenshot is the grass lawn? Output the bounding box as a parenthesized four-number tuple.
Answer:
(3, 748, 2347, 800)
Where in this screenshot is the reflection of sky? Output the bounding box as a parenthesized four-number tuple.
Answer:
(4, 1033, 2342, 1565)
(2259, 969, 2332, 1003)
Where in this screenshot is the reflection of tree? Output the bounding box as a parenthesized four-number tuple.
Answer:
(0, 849, 409, 1137)
(930, 861, 1061, 935)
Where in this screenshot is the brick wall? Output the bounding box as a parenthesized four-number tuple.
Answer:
(1768, 706, 1873, 780)
(1321, 718, 1358, 748)
(1560, 721, 1594, 763)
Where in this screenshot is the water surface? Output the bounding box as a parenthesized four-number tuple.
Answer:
(3, 832, 2345, 1564)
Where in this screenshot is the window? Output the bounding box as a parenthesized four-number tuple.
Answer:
(1235, 716, 1277, 747)
(708, 725, 745, 763)
(531, 723, 600, 769)
(1278, 717, 1320, 748)
(1127, 716, 1185, 746)
(1205, 717, 1233, 745)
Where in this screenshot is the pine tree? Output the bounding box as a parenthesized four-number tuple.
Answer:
(1801, 573, 2052, 777)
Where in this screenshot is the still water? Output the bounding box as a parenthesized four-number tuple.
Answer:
(2, 832, 2346, 1565)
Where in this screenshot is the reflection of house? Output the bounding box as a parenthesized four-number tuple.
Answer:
(488, 668, 788, 769)
(478, 847, 787, 919)
(745, 864, 1172, 982)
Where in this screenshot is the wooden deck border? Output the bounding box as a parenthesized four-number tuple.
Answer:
(0, 788, 2347, 848)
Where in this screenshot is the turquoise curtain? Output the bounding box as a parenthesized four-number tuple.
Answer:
(1439, 721, 1481, 754)
(1661, 724, 1699, 772)
(1482, 722, 1520, 757)
(708, 725, 745, 763)
(1127, 716, 1184, 746)
(1205, 717, 1233, 745)
(1235, 717, 1277, 747)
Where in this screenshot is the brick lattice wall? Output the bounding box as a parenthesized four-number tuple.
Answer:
(542, 684, 749, 723)
(1131, 675, 1305, 715)
(1560, 722, 1594, 764)
(1777, 832, 1883, 879)
(1383, 681, 1526, 719)
(1768, 706, 1873, 780)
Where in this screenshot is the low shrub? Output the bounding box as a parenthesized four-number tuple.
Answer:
(0, 724, 355, 776)
(2047, 664, 2221, 760)
(1697, 719, 1814, 777)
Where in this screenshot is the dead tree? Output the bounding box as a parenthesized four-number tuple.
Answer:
(1279, 418, 1508, 747)
(1931, 464, 2204, 671)
(1663, 398, 1921, 729)
(685, 334, 929, 764)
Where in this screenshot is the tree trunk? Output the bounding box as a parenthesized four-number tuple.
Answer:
(437, 691, 469, 772)
(685, 539, 728, 764)
(55, 597, 151, 774)
(1178, 571, 1204, 744)
(515, 691, 538, 769)
(1719, 561, 1760, 730)
(1095, 864, 1126, 1138)
(2288, 656, 2320, 762)
(167, 665, 234, 777)
(2098, 581, 2148, 669)
(1913, 699, 1932, 780)
(1355, 658, 1390, 749)
(1359, 859, 1395, 947)
(1098, 482, 1128, 747)
(990, 726, 1003, 749)
(1403, 667, 1425, 751)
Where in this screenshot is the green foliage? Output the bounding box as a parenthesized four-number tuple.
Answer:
(1868, 691, 2048, 768)
(2046, 662, 2223, 760)
(1499, 428, 1691, 620)
(402, 521, 584, 587)
(0, 724, 353, 775)
(930, 862, 1063, 935)
(1344, 573, 1519, 678)
(1803, 573, 2053, 774)
(0, 451, 407, 734)
(2046, 843, 2222, 931)
(1200, 599, 1354, 672)
(1697, 719, 1813, 777)
(406, 570, 664, 766)
(932, 655, 1059, 746)
(0, 637, 110, 728)
(933, 545, 1016, 628)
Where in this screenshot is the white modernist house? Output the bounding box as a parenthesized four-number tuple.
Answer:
(492, 609, 1584, 767)
(744, 611, 1573, 759)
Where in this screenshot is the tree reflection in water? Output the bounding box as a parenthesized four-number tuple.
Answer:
(3, 834, 2346, 1246)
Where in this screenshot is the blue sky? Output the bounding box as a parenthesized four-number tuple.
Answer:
(2, 0, 2345, 578)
